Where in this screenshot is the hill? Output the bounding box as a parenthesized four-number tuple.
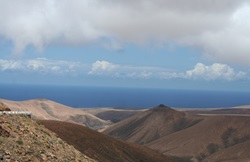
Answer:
(40, 120, 175, 162)
(148, 115, 250, 161)
(104, 105, 250, 161)
(0, 114, 95, 161)
(104, 104, 202, 144)
(0, 98, 110, 130)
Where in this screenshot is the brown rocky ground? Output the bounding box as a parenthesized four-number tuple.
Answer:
(0, 115, 95, 162)
(40, 120, 175, 162)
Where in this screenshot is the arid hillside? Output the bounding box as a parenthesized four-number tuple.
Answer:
(0, 115, 95, 162)
(104, 104, 203, 144)
(3, 98, 250, 161)
(40, 120, 175, 162)
(104, 105, 250, 162)
(0, 99, 110, 129)
(83, 107, 144, 123)
(147, 115, 250, 161)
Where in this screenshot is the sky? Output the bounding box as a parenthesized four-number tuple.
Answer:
(0, 0, 250, 91)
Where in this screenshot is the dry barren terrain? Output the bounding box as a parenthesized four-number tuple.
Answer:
(0, 115, 94, 161)
(0, 99, 110, 129)
(104, 105, 250, 161)
(40, 120, 175, 162)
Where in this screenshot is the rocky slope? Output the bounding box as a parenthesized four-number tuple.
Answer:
(0, 114, 95, 162)
(40, 120, 175, 162)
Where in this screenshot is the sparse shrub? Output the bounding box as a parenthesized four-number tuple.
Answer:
(59, 140, 65, 145)
(16, 138, 23, 145)
(7, 123, 11, 128)
(36, 120, 42, 125)
(41, 129, 50, 137)
(33, 136, 38, 141)
(10, 134, 16, 138)
(207, 143, 220, 154)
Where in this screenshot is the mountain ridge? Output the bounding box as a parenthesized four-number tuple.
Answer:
(0, 98, 110, 130)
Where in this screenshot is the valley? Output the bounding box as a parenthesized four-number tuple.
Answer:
(1, 99, 250, 161)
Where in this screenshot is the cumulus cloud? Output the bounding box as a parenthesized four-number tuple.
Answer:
(1, 0, 250, 66)
(89, 60, 119, 74)
(89, 60, 247, 81)
(185, 63, 246, 80)
(0, 58, 247, 80)
(0, 58, 85, 75)
(89, 60, 172, 79)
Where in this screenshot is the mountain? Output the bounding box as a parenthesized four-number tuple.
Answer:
(104, 105, 250, 161)
(0, 98, 110, 129)
(104, 104, 202, 144)
(3, 98, 250, 161)
(0, 115, 95, 161)
(40, 120, 175, 162)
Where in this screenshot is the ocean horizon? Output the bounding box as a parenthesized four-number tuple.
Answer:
(1, 84, 250, 109)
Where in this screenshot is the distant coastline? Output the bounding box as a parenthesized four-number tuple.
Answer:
(1, 84, 250, 108)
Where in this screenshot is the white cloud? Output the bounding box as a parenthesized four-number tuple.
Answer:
(89, 61, 247, 81)
(185, 63, 246, 80)
(0, 58, 247, 81)
(89, 60, 119, 75)
(89, 60, 169, 79)
(0, 58, 85, 75)
(181, 4, 250, 66)
(1, 1, 250, 66)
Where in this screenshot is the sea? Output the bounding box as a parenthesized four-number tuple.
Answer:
(0, 84, 250, 109)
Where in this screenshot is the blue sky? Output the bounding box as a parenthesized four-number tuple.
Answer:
(1, 0, 250, 91)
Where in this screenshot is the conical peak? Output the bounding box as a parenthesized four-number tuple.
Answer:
(158, 104, 168, 107)
(151, 104, 173, 112)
